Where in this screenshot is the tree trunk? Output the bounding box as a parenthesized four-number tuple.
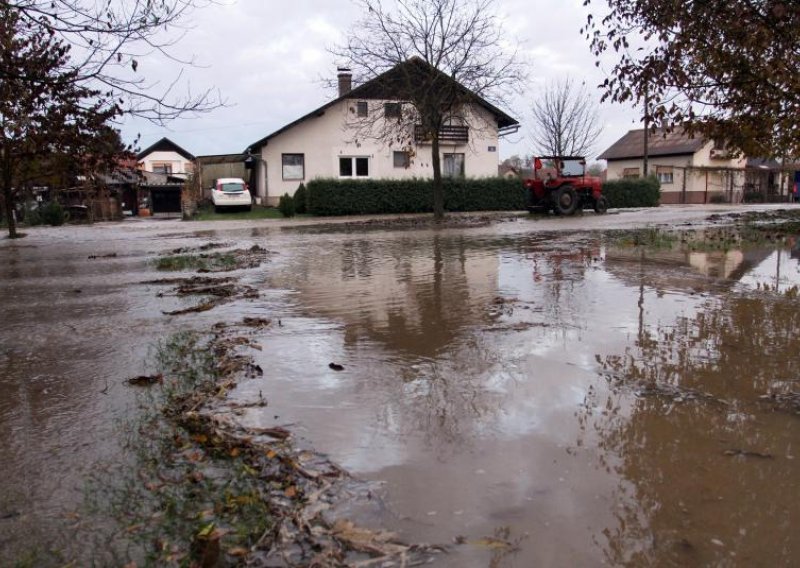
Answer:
(2, 165, 18, 239)
(431, 134, 444, 221)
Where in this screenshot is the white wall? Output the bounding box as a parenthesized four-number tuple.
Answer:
(138, 150, 193, 176)
(256, 99, 502, 205)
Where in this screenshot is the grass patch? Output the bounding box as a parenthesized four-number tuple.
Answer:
(612, 228, 680, 249)
(85, 332, 274, 567)
(192, 205, 309, 221)
(155, 248, 265, 273)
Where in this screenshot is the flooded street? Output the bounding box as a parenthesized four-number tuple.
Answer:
(1, 206, 800, 566)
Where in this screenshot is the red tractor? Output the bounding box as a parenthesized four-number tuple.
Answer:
(524, 156, 608, 215)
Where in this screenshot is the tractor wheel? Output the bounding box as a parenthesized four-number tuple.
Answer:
(594, 196, 609, 214)
(553, 185, 578, 216)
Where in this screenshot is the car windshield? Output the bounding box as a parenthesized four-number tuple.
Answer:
(220, 183, 245, 193)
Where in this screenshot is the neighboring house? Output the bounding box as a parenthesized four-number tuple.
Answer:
(246, 58, 519, 206)
(137, 137, 196, 179)
(599, 128, 752, 204)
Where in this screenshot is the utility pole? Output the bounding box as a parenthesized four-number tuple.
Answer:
(643, 85, 650, 177)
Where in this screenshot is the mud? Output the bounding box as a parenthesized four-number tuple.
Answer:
(1, 204, 800, 566)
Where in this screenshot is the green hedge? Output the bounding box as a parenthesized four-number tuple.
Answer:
(306, 177, 526, 216)
(602, 177, 661, 208)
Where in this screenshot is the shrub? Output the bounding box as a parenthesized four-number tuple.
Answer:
(709, 193, 729, 204)
(305, 177, 526, 216)
(743, 190, 765, 203)
(277, 193, 295, 217)
(293, 183, 308, 214)
(602, 176, 661, 208)
(40, 201, 67, 226)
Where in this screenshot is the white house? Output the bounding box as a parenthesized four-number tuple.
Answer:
(246, 58, 519, 206)
(598, 128, 788, 204)
(136, 137, 196, 179)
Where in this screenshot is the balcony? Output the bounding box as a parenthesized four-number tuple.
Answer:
(414, 124, 469, 144)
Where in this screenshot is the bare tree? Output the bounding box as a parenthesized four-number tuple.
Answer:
(530, 78, 602, 158)
(332, 0, 523, 220)
(5, 0, 221, 123)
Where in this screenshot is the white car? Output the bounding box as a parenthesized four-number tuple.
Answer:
(211, 178, 252, 212)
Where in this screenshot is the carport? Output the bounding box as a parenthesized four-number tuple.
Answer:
(147, 184, 183, 218)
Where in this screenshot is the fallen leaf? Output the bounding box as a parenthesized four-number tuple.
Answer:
(227, 547, 250, 557)
(285, 486, 297, 498)
(197, 522, 215, 539)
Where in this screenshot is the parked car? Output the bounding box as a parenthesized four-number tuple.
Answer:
(211, 178, 252, 212)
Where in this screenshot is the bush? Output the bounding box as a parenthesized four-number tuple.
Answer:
(743, 190, 765, 203)
(306, 177, 526, 216)
(709, 193, 729, 204)
(277, 193, 295, 217)
(602, 176, 661, 208)
(293, 183, 308, 214)
(40, 201, 67, 226)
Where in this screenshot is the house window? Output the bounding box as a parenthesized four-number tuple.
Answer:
(356, 101, 368, 117)
(282, 153, 305, 180)
(622, 167, 640, 179)
(152, 162, 173, 175)
(339, 157, 370, 178)
(443, 153, 465, 178)
(393, 151, 410, 168)
(384, 102, 401, 120)
(656, 166, 674, 184)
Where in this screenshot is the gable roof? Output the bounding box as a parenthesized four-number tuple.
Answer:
(247, 57, 519, 152)
(598, 128, 706, 161)
(137, 137, 195, 161)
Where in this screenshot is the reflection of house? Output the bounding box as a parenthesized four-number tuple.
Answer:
(278, 236, 499, 356)
(247, 58, 519, 206)
(136, 137, 195, 179)
(606, 246, 773, 289)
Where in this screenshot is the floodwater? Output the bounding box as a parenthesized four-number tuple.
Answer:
(1, 210, 800, 566)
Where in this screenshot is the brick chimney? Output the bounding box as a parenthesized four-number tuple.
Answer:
(337, 67, 352, 97)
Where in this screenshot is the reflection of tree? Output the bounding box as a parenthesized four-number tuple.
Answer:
(585, 293, 800, 565)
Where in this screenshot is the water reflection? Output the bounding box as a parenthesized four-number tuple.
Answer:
(271, 234, 500, 358)
(588, 272, 800, 565)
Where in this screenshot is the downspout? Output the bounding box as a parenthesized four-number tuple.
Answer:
(704, 170, 709, 204)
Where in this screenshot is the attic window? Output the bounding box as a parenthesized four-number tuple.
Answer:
(384, 102, 401, 120)
(152, 162, 173, 175)
(356, 101, 368, 117)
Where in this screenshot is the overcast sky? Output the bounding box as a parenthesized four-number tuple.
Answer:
(121, 0, 644, 161)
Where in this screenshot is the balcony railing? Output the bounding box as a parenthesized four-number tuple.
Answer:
(414, 124, 469, 144)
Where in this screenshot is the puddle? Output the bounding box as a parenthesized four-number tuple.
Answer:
(231, 227, 800, 566)
(1, 216, 799, 565)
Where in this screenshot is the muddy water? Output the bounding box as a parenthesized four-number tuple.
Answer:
(0, 225, 266, 563)
(1, 216, 800, 566)
(230, 225, 800, 567)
